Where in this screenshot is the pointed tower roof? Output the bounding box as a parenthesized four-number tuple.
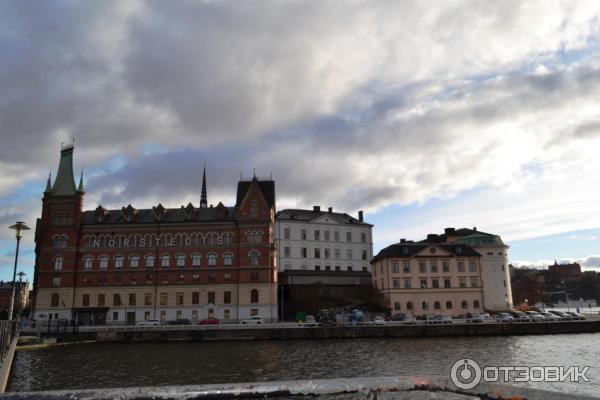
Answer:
(51, 144, 77, 195)
(77, 169, 85, 193)
(200, 165, 208, 208)
(44, 172, 53, 193)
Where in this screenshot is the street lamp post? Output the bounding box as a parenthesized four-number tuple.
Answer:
(16, 271, 26, 321)
(280, 286, 284, 322)
(8, 222, 30, 321)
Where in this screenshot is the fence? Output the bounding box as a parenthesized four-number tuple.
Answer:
(0, 320, 17, 366)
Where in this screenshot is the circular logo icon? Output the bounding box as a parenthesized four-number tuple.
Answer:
(450, 358, 482, 390)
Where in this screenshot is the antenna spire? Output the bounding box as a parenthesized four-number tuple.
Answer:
(200, 164, 207, 208)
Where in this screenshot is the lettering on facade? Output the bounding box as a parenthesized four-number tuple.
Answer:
(86, 232, 235, 249)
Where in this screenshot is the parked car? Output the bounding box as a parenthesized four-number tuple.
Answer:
(496, 313, 514, 323)
(565, 311, 586, 320)
(373, 316, 386, 326)
(198, 318, 220, 325)
(241, 316, 265, 324)
(466, 313, 484, 323)
(511, 311, 530, 322)
(431, 315, 453, 324)
(304, 315, 318, 327)
(166, 318, 192, 325)
(136, 319, 162, 327)
(479, 312, 491, 319)
(525, 311, 545, 322)
(539, 312, 561, 321)
(390, 313, 415, 324)
(548, 310, 573, 320)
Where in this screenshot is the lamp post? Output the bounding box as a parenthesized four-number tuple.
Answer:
(16, 271, 26, 321)
(8, 222, 30, 321)
(280, 286, 284, 322)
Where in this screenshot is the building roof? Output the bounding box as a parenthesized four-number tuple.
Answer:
(51, 145, 78, 195)
(276, 208, 372, 227)
(236, 178, 275, 209)
(81, 205, 237, 226)
(372, 242, 481, 264)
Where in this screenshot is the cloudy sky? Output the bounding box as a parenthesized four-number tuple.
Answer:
(1, 0, 600, 282)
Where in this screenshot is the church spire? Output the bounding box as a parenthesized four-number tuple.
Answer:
(200, 164, 208, 208)
(44, 171, 52, 193)
(77, 169, 85, 193)
(51, 143, 77, 195)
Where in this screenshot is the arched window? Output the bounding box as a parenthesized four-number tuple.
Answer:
(422, 301, 428, 310)
(461, 300, 468, 309)
(394, 302, 401, 310)
(223, 252, 233, 266)
(83, 256, 93, 269)
(192, 254, 201, 267)
(115, 255, 124, 268)
(207, 253, 217, 267)
(51, 293, 59, 307)
(473, 300, 480, 309)
(446, 301, 453, 309)
(161, 254, 170, 267)
(250, 289, 259, 303)
(130, 255, 140, 268)
(99, 256, 108, 269)
(82, 294, 90, 307)
(249, 250, 260, 266)
(250, 200, 258, 217)
(406, 302, 413, 310)
(61, 235, 68, 248)
(65, 213, 73, 224)
(177, 254, 186, 267)
(146, 255, 155, 267)
(53, 235, 61, 248)
(434, 301, 441, 310)
(54, 256, 63, 271)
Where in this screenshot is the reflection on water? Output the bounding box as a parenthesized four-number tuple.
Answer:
(9, 333, 600, 396)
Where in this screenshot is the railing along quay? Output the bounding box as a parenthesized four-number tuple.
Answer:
(0, 321, 17, 365)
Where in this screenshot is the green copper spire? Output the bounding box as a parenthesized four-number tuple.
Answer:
(77, 169, 85, 193)
(51, 144, 77, 195)
(44, 171, 52, 193)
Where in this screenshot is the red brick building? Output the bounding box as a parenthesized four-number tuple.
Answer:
(33, 144, 278, 324)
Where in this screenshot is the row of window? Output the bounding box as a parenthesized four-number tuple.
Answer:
(51, 213, 73, 226)
(282, 264, 368, 272)
(393, 299, 481, 311)
(283, 228, 368, 243)
(375, 260, 478, 276)
(384, 276, 479, 289)
(287, 247, 368, 260)
(53, 251, 263, 271)
(51, 271, 262, 287)
(50, 289, 261, 308)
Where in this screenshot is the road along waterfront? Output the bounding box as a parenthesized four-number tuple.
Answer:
(8, 333, 600, 397)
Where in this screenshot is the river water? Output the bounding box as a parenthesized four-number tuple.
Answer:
(9, 333, 600, 396)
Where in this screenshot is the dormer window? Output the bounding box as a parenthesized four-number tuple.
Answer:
(152, 203, 166, 222)
(216, 202, 228, 220)
(95, 206, 109, 223)
(250, 200, 257, 218)
(121, 204, 137, 222)
(182, 203, 196, 220)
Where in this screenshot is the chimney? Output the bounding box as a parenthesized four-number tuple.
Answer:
(313, 205, 320, 212)
(473, 226, 477, 231)
(358, 210, 363, 222)
(444, 227, 455, 234)
(328, 207, 333, 213)
(400, 238, 406, 243)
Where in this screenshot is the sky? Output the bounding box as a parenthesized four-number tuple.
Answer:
(1, 0, 600, 282)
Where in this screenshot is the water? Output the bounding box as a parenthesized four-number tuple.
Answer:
(9, 333, 600, 396)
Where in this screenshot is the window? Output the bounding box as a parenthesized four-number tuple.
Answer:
(346, 231, 352, 242)
(348, 266, 354, 271)
(250, 200, 258, 217)
(301, 247, 307, 258)
(442, 261, 449, 272)
(192, 274, 200, 284)
(113, 294, 121, 307)
(177, 255, 186, 267)
(84, 256, 93, 269)
(192, 310, 198, 321)
(470, 277, 478, 288)
(129, 293, 136, 306)
(325, 265, 331, 271)
(98, 275, 107, 285)
(461, 300, 468, 309)
(446, 301, 453, 309)
(430, 262, 438, 273)
(53, 235, 61, 248)
(458, 261, 465, 272)
(419, 262, 426, 273)
(334, 231, 340, 241)
(432, 279, 439, 288)
(361, 232, 367, 243)
(177, 274, 184, 284)
(444, 278, 451, 288)
(474, 300, 480, 309)
(403, 262, 410, 273)
(284, 228, 290, 239)
(314, 230, 320, 240)
(459, 278, 467, 288)
(334, 265, 340, 271)
(393, 279, 400, 288)
(422, 301, 428, 310)
(301, 229, 307, 240)
(250, 272, 259, 282)
(250, 308, 258, 316)
(54, 256, 63, 271)
(251, 289, 259, 303)
(394, 302, 401, 310)
(192, 254, 201, 267)
(247, 231, 263, 244)
(82, 294, 90, 307)
(434, 301, 441, 310)
(82, 276, 92, 285)
(324, 230, 330, 241)
(334, 248, 341, 259)
(144, 293, 152, 306)
(224, 273, 231, 282)
(146, 255, 155, 268)
(113, 312, 119, 321)
(100, 256, 108, 269)
(346, 248, 352, 259)
(208, 253, 217, 266)
(324, 248, 330, 259)
(51, 293, 59, 307)
(208, 273, 216, 283)
(207, 291, 215, 304)
(362, 266, 367, 272)
(469, 261, 477, 273)
(176, 292, 184, 306)
(145, 274, 153, 285)
(52, 277, 61, 287)
(315, 265, 321, 271)
(223, 253, 233, 266)
(392, 262, 399, 273)
(160, 292, 168, 305)
(144, 311, 150, 320)
(407, 302, 413, 310)
(161, 255, 170, 267)
(115, 255, 124, 269)
(130, 255, 139, 268)
(224, 291, 231, 304)
(224, 309, 230, 319)
(249, 250, 260, 266)
(362, 250, 367, 260)
(404, 279, 411, 288)
(129, 275, 137, 285)
(284, 246, 291, 257)
(420, 279, 427, 289)
(192, 292, 199, 305)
